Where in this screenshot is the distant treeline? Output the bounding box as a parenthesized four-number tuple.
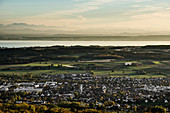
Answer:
(1, 45, 170, 65)
(1, 35, 170, 41)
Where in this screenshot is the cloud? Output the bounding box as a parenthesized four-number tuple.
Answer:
(135, 0, 152, 2)
(124, 5, 163, 15)
(107, 12, 170, 31)
(2, 0, 170, 33)
(66, 0, 114, 14)
(3, 0, 114, 26)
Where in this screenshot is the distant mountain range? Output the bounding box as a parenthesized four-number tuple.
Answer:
(0, 23, 170, 41)
(0, 23, 67, 35)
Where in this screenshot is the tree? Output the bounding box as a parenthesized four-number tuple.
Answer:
(0, 103, 3, 109)
(74, 92, 79, 98)
(89, 102, 95, 108)
(40, 105, 48, 112)
(150, 105, 166, 113)
(29, 105, 35, 112)
(81, 109, 101, 113)
(104, 101, 115, 107)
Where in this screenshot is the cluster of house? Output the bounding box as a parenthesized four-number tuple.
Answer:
(143, 84, 170, 92)
(0, 74, 169, 110)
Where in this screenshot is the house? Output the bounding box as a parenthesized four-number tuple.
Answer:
(45, 82, 57, 86)
(17, 82, 35, 86)
(125, 62, 133, 66)
(14, 87, 43, 92)
(0, 87, 9, 92)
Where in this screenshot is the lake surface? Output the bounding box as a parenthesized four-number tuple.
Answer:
(0, 41, 170, 48)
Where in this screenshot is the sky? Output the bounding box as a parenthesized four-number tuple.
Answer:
(0, 0, 170, 33)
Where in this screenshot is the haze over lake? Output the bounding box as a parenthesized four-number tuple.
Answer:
(1, 41, 170, 48)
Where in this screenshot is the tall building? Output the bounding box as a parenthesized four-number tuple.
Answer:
(80, 84, 83, 94)
(102, 86, 106, 93)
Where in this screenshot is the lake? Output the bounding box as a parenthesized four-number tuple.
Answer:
(0, 41, 170, 48)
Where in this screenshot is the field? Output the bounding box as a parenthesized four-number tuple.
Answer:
(1, 45, 170, 78)
(0, 59, 169, 78)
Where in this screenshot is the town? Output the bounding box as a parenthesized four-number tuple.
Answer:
(0, 73, 169, 112)
(0, 45, 170, 112)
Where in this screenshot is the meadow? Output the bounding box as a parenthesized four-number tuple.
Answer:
(1, 45, 170, 78)
(0, 59, 169, 78)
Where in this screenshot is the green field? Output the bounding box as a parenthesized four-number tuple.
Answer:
(0, 59, 169, 78)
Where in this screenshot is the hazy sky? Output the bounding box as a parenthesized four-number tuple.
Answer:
(0, 0, 170, 31)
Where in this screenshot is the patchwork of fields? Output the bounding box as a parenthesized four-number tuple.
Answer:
(1, 45, 170, 78)
(1, 59, 170, 78)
